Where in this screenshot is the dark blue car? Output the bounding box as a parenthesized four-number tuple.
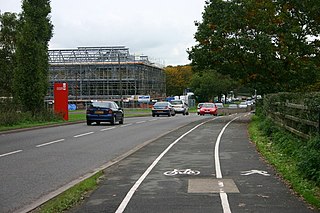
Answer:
(86, 101, 124, 125)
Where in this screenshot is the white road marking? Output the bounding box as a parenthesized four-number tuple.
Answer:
(115, 119, 214, 213)
(36, 139, 65, 148)
(100, 127, 116, 131)
(241, 170, 270, 176)
(121, 123, 132, 127)
(74, 132, 94, 138)
(136, 121, 146, 124)
(0, 150, 23, 158)
(214, 116, 240, 213)
(148, 118, 158, 121)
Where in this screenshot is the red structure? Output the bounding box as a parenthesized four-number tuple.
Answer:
(54, 83, 68, 120)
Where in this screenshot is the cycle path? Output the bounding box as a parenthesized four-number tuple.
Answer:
(70, 113, 317, 213)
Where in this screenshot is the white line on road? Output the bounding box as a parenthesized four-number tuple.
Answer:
(74, 132, 94, 138)
(0, 150, 23, 158)
(136, 121, 146, 124)
(120, 123, 133, 127)
(148, 118, 158, 122)
(36, 139, 65, 148)
(115, 118, 215, 213)
(214, 116, 240, 213)
(100, 127, 116, 131)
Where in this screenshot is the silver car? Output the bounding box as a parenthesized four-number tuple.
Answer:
(152, 102, 176, 117)
(170, 100, 189, 115)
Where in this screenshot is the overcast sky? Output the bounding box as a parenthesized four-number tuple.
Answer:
(1, 0, 206, 66)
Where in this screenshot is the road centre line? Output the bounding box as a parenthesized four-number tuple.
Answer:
(215, 116, 240, 213)
(121, 123, 133, 127)
(136, 121, 146, 124)
(36, 139, 65, 148)
(115, 118, 215, 213)
(100, 127, 117, 131)
(148, 118, 158, 121)
(74, 132, 94, 138)
(0, 150, 23, 158)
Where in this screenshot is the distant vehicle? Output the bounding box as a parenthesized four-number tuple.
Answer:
(197, 103, 205, 115)
(170, 99, 189, 115)
(199, 103, 218, 116)
(152, 102, 176, 117)
(86, 101, 124, 125)
(246, 100, 254, 106)
(228, 104, 238, 109)
(215, 103, 224, 108)
(238, 102, 248, 108)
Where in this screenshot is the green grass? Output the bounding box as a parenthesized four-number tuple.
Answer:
(34, 171, 103, 213)
(249, 115, 320, 210)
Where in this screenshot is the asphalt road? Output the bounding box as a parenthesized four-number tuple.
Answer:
(70, 113, 317, 213)
(0, 114, 207, 213)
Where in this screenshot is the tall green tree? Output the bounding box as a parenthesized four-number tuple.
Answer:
(0, 12, 18, 97)
(14, 0, 53, 114)
(190, 70, 236, 102)
(188, 0, 320, 94)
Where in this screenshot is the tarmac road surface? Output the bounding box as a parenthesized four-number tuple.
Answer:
(70, 113, 317, 213)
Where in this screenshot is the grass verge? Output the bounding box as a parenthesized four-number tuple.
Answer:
(33, 171, 103, 213)
(248, 115, 320, 210)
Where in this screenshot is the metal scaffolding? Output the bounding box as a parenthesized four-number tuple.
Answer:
(46, 46, 166, 103)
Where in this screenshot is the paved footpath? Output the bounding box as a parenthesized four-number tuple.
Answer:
(70, 113, 318, 213)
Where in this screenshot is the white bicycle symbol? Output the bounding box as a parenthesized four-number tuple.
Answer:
(164, 169, 200, 176)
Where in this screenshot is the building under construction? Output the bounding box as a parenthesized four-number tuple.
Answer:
(46, 46, 166, 105)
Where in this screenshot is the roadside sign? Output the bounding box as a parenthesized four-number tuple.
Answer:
(54, 83, 68, 120)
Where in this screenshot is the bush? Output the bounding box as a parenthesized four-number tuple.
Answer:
(257, 111, 320, 186)
(0, 100, 61, 127)
(298, 137, 320, 184)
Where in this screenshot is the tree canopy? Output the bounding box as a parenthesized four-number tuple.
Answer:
(190, 70, 236, 102)
(164, 65, 193, 96)
(0, 12, 18, 96)
(188, 0, 320, 94)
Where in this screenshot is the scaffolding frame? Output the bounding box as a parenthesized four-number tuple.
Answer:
(46, 46, 166, 103)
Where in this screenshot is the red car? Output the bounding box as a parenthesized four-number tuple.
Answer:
(199, 103, 218, 116)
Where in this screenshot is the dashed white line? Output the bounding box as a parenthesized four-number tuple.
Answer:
(121, 123, 132, 127)
(148, 118, 158, 122)
(0, 150, 23, 158)
(136, 121, 146, 124)
(74, 132, 94, 138)
(36, 139, 65, 148)
(100, 127, 116, 131)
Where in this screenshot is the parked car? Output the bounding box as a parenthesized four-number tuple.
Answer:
(238, 102, 248, 108)
(86, 101, 124, 125)
(228, 104, 238, 109)
(197, 103, 205, 115)
(215, 103, 224, 108)
(199, 103, 218, 116)
(152, 102, 176, 117)
(170, 99, 189, 115)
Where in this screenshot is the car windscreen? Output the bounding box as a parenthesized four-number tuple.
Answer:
(91, 102, 113, 108)
(170, 100, 183, 105)
(154, 102, 168, 107)
(203, 103, 214, 108)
